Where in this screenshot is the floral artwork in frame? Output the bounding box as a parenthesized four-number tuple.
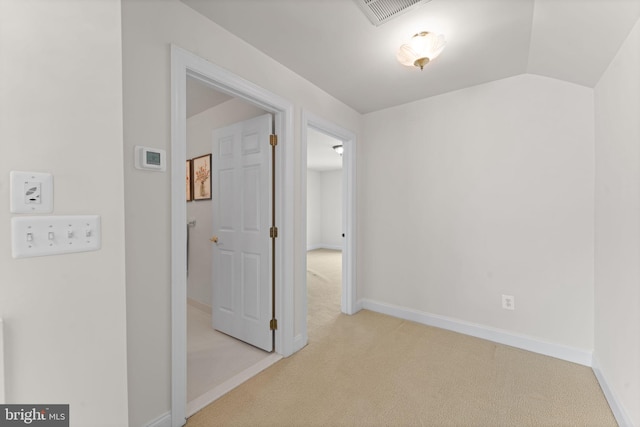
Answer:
(186, 159, 193, 202)
(192, 154, 212, 201)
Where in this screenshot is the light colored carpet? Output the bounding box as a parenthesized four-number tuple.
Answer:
(187, 249, 616, 426)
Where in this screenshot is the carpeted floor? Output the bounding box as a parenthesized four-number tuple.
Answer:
(187, 249, 616, 426)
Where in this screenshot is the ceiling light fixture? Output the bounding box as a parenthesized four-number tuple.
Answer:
(397, 31, 446, 70)
(333, 145, 344, 156)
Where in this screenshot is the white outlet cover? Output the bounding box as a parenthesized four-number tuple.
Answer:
(502, 294, 515, 310)
(10, 171, 54, 213)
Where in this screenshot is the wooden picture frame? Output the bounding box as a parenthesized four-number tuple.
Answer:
(192, 154, 212, 201)
(186, 159, 193, 202)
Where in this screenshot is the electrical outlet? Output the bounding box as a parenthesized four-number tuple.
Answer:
(502, 294, 515, 310)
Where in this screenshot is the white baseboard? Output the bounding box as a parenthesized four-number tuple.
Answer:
(187, 297, 211, 314)
(307, 244, 342, 251)
(360, 299, 593, 366)
(145, 411, 171, 427)
(592, 355, 635, 427)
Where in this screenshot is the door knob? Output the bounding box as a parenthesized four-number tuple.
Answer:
(210, 236, 218, 243)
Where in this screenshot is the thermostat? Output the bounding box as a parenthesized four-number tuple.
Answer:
(135, 146, 166, 171)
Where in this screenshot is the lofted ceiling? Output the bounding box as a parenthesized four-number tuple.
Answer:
(182, 0, 640, 114)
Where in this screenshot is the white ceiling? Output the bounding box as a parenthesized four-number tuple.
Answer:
(182, 0, 640, 114)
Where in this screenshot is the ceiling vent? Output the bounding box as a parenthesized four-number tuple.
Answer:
(355, 0, 432, 27)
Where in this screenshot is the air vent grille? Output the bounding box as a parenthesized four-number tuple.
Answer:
(355, 0, 432, 26)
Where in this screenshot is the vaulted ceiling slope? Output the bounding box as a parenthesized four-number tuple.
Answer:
(182, 0, 640, 114)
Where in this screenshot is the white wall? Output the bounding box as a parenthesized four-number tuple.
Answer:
(307, 170, 342, 251)
(186, 98, 266, 307)
(0, 1, 129, 426)
(121, 1, 362, 425)
(362, 74, 594, 352)
(594, 16, 640, 427)
(320, 170, 343, 250)
(307, 170, 322, 249)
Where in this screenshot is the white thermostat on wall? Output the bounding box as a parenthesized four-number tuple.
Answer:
(135, 146, 166, 171)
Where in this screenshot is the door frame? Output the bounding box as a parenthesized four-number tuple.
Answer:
(301, 111, 358, 327)
(170, 45, 295, 427)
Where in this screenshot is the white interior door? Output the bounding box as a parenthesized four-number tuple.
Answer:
(211, 113, 273, 352)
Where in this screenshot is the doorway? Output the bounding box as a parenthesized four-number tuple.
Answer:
(301, 111, 357, 347)
(171, 45, 296, 427)
(305, 128, 344, 334)
(184, 78, 278, 415)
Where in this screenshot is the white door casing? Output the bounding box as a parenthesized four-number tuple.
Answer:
(211, 114, 273, 352)
(171, 45, 295, 427)
(301, 110, 357, 317)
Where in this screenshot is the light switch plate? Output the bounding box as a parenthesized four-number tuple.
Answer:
(10, 171, 53, 213)
(11, 215, 101, 258)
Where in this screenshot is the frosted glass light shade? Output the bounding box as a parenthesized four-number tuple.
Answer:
(397, 32, 446, 70)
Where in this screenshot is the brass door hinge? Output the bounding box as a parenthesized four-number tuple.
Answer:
(270, 226, 278, 238)
(270, 318, 278, 330)
(270, 134, 278, 146)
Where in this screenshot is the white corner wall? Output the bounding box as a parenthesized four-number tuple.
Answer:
(362, 74, 595, 354)
(307, 170, 342, 251)
(307, 170, 322, 249)
(121, 1, 362, 425)
(186, 98, 266, 307)
(0, 0, 129, 425)
(320, 170, 343, 250)
(594, 16, 640, 427)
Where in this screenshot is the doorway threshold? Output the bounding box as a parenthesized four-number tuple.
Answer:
(187, 352, 282, 417)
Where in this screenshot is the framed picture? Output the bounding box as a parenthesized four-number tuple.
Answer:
(192, 154, 212, 201)
(186, 159, 193, 202)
